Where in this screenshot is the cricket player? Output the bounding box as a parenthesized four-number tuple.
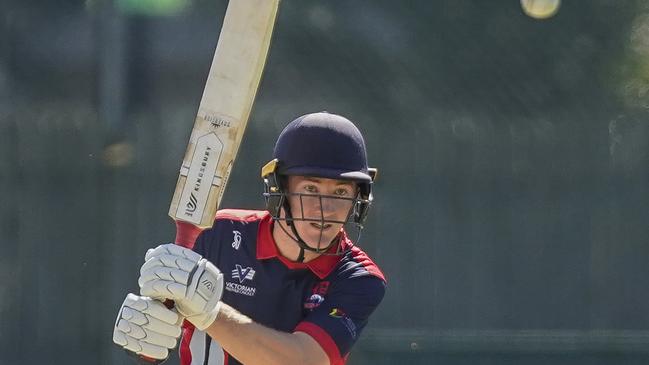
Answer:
(113, 112, 387, 365)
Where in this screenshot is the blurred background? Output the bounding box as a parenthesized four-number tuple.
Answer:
(1, 0, 649, 364)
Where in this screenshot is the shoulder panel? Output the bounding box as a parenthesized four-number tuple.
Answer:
(215, 209, 269, 222)
(347, 246, 387, 282)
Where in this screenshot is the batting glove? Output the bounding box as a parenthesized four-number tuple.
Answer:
(113, 293, 182, 363)
(138, 243, 224, 331)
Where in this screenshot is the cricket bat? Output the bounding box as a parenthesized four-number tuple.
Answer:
(169, 0, 280, 247)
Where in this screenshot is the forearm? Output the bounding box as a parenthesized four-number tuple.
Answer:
(205, 302, 326, 365)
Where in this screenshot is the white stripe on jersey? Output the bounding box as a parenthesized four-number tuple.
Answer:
(189, 330, 225, 365)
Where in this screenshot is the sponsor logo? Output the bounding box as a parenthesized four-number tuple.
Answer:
(225, 282, 256, 297)
(232, 230, 242, 250)
(232, 264, 255, 284)
(192, 146, 211, 193)
(304, 294, 325, 310)
(226, 264, 257, 296)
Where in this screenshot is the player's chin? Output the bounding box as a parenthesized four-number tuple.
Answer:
(298, 222, 342, 248)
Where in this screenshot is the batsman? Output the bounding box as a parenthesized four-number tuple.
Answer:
(113, 112, 387, 365)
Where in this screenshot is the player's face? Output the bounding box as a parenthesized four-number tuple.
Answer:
(286, 175, 357, 249)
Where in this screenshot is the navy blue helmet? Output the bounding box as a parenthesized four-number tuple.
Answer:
(261, 112, 377, 260)
(272, 112, 373, 183)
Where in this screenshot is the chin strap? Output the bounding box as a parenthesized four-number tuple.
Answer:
(286, 219, 307, 263)
(296, 246, 306, 263)
(276, 217, 329, 263)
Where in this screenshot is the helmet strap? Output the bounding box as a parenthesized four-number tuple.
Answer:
(296, 247, 306, 263)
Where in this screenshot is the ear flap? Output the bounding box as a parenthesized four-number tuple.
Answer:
(262, 159, 284, 218)
(354, 168, 377, 224)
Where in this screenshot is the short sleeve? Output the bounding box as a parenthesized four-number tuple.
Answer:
(294, 276, 386, 365)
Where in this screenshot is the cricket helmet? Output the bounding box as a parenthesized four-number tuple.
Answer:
(272, 112, 373, 183)
(261, 112, 377, 260)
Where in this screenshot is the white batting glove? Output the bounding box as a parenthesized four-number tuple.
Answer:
(113, 293, 182, 362)
(138, 243, 224, 331)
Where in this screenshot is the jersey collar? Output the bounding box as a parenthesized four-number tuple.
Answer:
(256, 213, 350, 279)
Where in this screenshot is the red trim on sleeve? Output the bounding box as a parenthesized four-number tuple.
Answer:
(294, 321, 345, 365)
(175, 221, 204, 249)
(179, 321, 195, 365)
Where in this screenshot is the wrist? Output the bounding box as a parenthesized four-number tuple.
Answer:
(183, 301, 222, 331)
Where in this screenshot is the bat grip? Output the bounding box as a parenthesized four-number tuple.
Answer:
(165, 219, 202, 312)
(131, 221, 195, 365)
(163, 220, 196, 311)
(133, 221, 190, 363)
(132, 219, 200, 364)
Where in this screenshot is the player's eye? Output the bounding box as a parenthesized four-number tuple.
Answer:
(334, 188, 350, 196)
(303, 184, 318, 194)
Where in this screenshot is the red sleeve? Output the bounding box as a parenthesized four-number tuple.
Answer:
(294, 322, 346, 365)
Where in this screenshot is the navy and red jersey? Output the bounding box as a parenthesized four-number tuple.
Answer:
(175, 209, 386, 365)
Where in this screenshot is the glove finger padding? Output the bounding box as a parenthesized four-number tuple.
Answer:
(116, 319, 178, 349)
(119, 333, 170, 360)
(145, 243, 202, 264)
(140, 279, 188, 301)
(139, 265, 191, 288)
(122, 293, 181, 326)
(138, 263, 191, 299)
(113, 294, 182, 361)
(140, 254, 198, 276)
(120, 307, 183, 338)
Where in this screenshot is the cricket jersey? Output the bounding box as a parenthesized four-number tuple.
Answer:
(175, 209, 386, 365)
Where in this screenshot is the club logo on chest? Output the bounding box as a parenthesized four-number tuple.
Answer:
(225, 264, 257, 297)
(232, 264, 255, 283)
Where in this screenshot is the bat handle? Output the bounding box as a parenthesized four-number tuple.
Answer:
(164, 219, 201, 312)
(166, 220, 198, 312)
(137, 218, 197, 365)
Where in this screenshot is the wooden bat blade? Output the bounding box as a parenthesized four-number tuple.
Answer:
(169, 0, 279, 229)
